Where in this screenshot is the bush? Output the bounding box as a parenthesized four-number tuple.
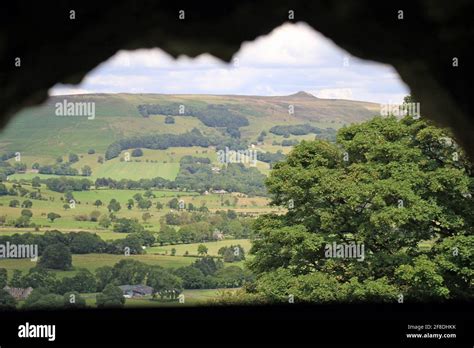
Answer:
(131, 148, 144, 157)
(74, 214, 89, 221)
(173, 266, 209, 289)
(0, 289, 17, 310)
(113, 218, 144, 233)
(38, 243, 72, 270)
(165, 116, 175, 124)
(96, 284, 125, 308)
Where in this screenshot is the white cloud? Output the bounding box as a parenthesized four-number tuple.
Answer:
(49, 87, 94, 96)
(49, 22, 409, 103)
(313, 88, 354, 100)
(237, 22, 337, 67)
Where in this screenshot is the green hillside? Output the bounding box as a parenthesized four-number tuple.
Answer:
(0, 92, 379, 155)
(0, 92, 379, 181)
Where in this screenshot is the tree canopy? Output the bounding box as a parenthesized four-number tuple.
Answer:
(249, 114, 473, 302)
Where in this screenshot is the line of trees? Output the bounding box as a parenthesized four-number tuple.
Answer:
(45, 177, 92, 192)
(104, 128, 211, 160)
(137, 103, 249, 128)
(0, 256, 252, 309)
(94, 156, 267, 195)
(0, 230, 156, 259)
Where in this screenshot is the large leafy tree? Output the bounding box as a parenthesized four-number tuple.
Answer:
(249, 113, 473, 301)
(147, 267, 183, 300)
(0, 289, 17, 310)
(38, 243, 72, 270)
(96, 284, 125, 308)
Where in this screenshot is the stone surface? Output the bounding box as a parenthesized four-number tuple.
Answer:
(1, 1, 472, 156)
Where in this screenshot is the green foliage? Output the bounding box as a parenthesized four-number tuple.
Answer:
(432, 235, 473, 299)
(38, 243, 72, 270)
(214, 266, 250, 288)
(21, 199, 33, 208)
(98, 215, 111, 228)
(107, 198, 121, 213)
(395, 255, 450, 301)
(69, 232, 106, 254)
(0, 183, 8, 196)
(94, 199, 103, 207)
(173, 266, 209, 289)
(57, 269, 97, 294)
(0, 268, 8, 288)
(164, 116, 175, 124)
(23, 288, 63, 309)
(340, 277, 399, 302)
(81, 165, 92, 176)
(45, 177, 92, 192)
(105, 129, 210, 160)
(47, 212, 61, 222)
(10, 270, 23, 287)
(112, 218, 144, 233)
(131, 148, 143, 157)
(0, 289, 16, 310)
(9, 199, 19, 207)
(109, 234, 144, 254)
(95, 266, 114, 291)
(137, 103, 249, 128)
(147, 267, 183, 300)
(192, 257, 222, 276)
(257, 151, 285, 164)
(250, 114, 473, 302)
(96, 284, 125, 308)
(68, 153, 79, 163)
(110, 259, 149, 285)
(21, 209, 33, 218)
(135, 230, 156, 247)
(197, 244, 208, 256)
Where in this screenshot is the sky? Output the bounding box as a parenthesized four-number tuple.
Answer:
(50, 22, 409, 104)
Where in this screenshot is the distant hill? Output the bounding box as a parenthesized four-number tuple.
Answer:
(0, 91, 381, 181)
(0, 92, 379, 157)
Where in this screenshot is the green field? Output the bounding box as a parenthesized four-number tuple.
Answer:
(0, 236, 251, 280)
(123, 288, 235, 307)
(8, 147, 215, 181)
(0, 228, 128, 241)
(148, 239, 253, 256)
(0, 253, 197, 279)
(0, 182, 275, 231)
(0, 93, 378, 160)
(79, 288, 233, 307)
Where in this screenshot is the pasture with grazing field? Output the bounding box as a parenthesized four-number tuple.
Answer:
(0, 92, 383, 308)
(0, 181, 276, 231)
(148, 239, 252, 256)
(0, 253, 197, 279)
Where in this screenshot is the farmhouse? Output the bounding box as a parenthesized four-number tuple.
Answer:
(213, 230, 225, 240)
(3, 286, 33, 300)
(212, 189, 227, 194)
(118, 284, 153, 298)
